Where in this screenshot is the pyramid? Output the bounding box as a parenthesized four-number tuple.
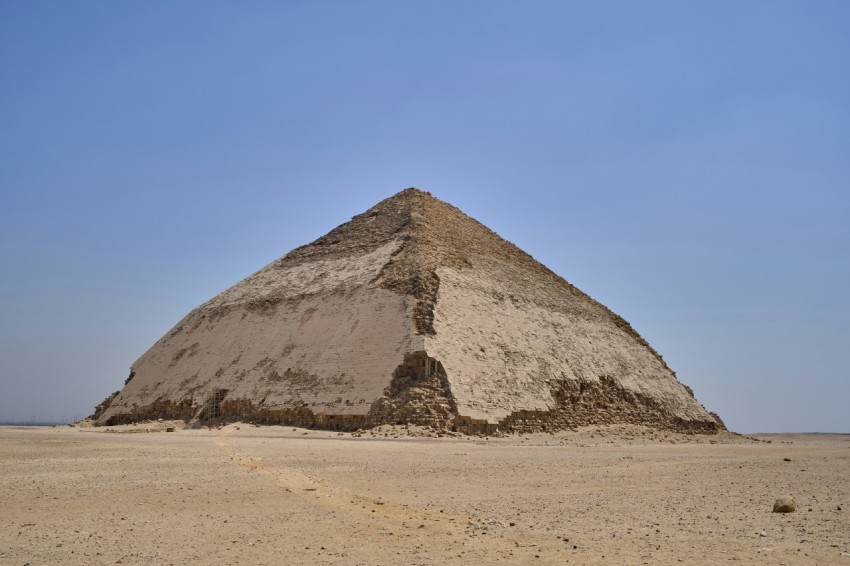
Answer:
(96, 188, 724, 434)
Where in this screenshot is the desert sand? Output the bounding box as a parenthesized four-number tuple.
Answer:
(1, 424, 848, 565)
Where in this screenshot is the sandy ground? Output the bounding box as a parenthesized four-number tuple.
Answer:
(1, 424, 848, 565)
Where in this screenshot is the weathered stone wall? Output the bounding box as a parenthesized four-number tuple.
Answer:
(95, 188, 724, 435)
(453, 376, 722, 435)
(97, 242, 423, 425)
(368, 351, 457, 428)
(427, 262, 717, 428)
(100, 354, 723, 435)
(101, 398, 195, 425)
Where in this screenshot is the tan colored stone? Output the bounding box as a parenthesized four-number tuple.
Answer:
(773, 496, 797, 513)
(96, 188, 722, 434)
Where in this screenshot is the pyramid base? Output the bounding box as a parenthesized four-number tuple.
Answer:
(97, 352, 721, 435)
(98, 395, 722, 435)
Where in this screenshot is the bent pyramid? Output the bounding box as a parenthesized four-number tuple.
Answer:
(97, 188, 723, 434)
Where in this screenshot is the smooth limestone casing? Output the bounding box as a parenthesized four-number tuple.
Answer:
(97, 188, 721, 432)
(427, 261, 708, 423)
(98, 240, 424, 423)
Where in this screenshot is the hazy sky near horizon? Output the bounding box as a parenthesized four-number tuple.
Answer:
(1, 2, 848, 432)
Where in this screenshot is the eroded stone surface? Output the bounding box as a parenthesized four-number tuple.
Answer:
(96, 188, 723, 434)
(773, 496, 797, 513)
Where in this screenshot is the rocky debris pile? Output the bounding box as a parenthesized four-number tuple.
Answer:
(93, 420, 187, 434)
(352, 424, 465, 439)
(88, 391, 119, 421)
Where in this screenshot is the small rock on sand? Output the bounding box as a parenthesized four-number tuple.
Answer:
(773, 496, 796, 513)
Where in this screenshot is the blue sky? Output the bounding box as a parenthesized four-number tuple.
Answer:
(1, 1, 848, 431)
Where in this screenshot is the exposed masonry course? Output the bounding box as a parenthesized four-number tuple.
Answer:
(96, 188, 724, 434)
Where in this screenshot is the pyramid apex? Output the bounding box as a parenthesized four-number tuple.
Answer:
(391, 187, 432, 199)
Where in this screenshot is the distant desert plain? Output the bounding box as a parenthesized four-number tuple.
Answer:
(1, 423, 848, 565)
